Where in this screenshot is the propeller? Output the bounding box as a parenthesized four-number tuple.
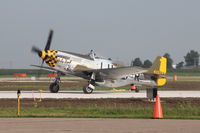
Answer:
(31, 30, 54, 78)
(32, 46, 42, 57)
(32, 29, 54, 60)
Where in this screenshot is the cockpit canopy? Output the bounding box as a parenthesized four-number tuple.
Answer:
(87, 50, 106, 60)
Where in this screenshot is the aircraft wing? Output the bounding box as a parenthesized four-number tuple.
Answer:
(82, 66, 148, 80)
(30, 65, 57, 71)
(31, 65, 65, 75)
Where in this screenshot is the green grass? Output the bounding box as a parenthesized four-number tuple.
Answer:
(167, 73, 200, 76)
(0, 106, 151, 118)
(0, 83, 128, 91)
(168, 78, 200, 82)
(167, 76, 200, 82)
(168, 68, 200, 76)
(0, 103, 200, 119)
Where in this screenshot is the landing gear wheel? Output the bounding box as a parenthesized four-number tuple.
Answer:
(49, 82, 60, 93)
(83, 86, 93, 94)
(135, 89, 139, 93)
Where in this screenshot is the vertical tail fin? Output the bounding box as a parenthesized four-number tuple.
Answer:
(148, 56, 167, 86)
(148, 56, 167, 75)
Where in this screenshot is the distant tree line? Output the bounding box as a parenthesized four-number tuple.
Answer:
(175, 50, 199, 69)
(131, 50, 200, 70)
(130, 58, 152, 68)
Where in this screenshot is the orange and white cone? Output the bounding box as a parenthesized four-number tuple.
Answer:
(153, 94, 163, 119)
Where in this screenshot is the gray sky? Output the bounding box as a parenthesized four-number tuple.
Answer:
(0, 0, 200, 68)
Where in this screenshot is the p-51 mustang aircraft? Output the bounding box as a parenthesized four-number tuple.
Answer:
(31, 30, 167, 94)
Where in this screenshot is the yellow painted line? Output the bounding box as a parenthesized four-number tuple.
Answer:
(112, 89, 127, 91)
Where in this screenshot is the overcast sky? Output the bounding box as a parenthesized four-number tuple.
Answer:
(0, 0, 200, 68)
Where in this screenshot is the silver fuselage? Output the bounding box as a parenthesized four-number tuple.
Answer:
(49, 51, 156, 88)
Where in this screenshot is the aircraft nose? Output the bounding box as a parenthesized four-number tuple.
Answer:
(40, 50, 46, 59)
(43, 50, 58, 67)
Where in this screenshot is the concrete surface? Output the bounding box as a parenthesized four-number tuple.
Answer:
(0, 90, 200, 99)
(0, 118, 199, 133)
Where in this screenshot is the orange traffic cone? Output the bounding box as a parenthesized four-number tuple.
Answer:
(173, 75, 177, 82)
(131, 84, 136, 91)
(153, 94, 163, 119)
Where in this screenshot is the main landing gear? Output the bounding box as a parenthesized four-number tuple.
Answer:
(83, 73, 96, 94)
(49, 74, 61, 93)
(83, 84, 95, 94)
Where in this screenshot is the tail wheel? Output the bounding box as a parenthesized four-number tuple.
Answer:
(49, 82, 60, 93)
(83, 86, 93, 94)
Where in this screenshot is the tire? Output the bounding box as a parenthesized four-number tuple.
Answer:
(135, 89, 139, 93)
(49, 82, 60, 93)
(83, 86, 93, 94)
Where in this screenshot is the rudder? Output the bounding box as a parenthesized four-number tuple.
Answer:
(147, 56, 167, 86)
(148, 56, 167, 75)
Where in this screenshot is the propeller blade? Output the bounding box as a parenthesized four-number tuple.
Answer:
(32, 30, 54, 80)
(32, 46, 42, 57)
(45, 30, 53, 51)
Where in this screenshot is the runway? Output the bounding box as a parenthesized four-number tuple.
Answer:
(0, 118, 199, 133)
(0, 90, 200, 99)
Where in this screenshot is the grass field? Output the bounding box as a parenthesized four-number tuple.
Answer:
(0, 98, 199, 119)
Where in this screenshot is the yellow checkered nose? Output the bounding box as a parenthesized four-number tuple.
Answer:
(40, 50, 58, 67)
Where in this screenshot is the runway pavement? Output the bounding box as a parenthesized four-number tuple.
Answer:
(0, 118, 199, 133)
(0, 90, 200, 99)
